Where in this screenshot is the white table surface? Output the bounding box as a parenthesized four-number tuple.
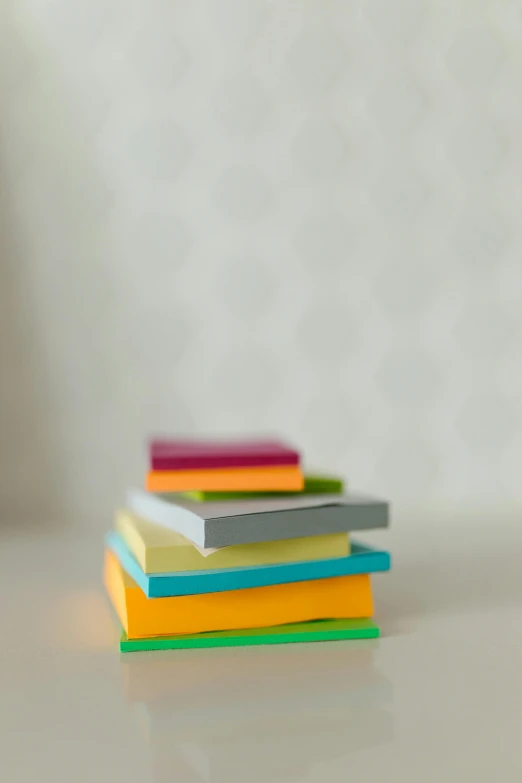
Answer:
(1, 520, 521, 783)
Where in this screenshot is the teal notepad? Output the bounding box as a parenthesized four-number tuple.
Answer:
(106, 531, 391, 598)
(120, 618, 379, 652)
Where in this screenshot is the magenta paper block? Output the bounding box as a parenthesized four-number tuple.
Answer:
(150, 438, 300, 471)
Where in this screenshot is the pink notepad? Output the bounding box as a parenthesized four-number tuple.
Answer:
(150, 438, 300, 471)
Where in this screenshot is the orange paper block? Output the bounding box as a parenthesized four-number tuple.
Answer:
(104, 550, 373, 640)
(146, 465, 304, 493)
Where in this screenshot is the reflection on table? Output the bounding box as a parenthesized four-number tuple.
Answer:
(121, 639, 393, 783)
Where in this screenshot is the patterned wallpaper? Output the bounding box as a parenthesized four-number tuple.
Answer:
(1, 1, 522, 526)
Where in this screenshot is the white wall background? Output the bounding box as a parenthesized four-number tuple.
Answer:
(1, 1, 522, 528)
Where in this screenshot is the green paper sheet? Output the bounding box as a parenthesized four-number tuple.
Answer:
(183, 473, 344, 503)
(120, 617, 378, 652)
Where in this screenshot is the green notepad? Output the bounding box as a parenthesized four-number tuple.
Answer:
(120, 618, 378, 652)
(183, 473, 344, 502)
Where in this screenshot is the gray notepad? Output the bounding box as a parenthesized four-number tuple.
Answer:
(126, 489, 389, 549)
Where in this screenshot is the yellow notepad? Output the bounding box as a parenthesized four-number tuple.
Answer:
(115, 510, 350, 574)
(104, 550, 373, 640)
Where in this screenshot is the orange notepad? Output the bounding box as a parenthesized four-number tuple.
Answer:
(104, 550, 373, 640)
(145, 465, 304, 493)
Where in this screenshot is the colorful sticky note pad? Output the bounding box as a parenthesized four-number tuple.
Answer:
(150, 438, 300, 471)
(127, 489, 389, 549)
(115, 510, 351, 574)
(184, 473, 344, 502)
(107, 531, 389, 598)
(145, 465, 304, 493)
(104, 550, 374, 640)
(119, 618, 379, 652)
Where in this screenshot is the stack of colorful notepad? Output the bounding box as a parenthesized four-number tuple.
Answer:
(145, 438, 305, 494)
(103, 438, 391, 652)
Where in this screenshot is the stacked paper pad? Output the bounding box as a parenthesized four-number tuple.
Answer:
(103, 438, 391, 652)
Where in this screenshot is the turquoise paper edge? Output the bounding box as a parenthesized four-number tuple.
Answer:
(105, 532, 391, 599)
